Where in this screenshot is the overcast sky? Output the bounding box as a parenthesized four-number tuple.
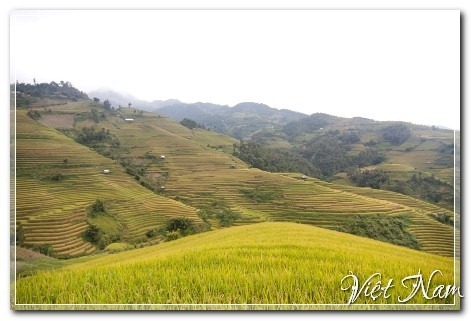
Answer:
(11, 10, 460, 129)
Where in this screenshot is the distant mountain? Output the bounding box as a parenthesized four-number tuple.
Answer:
(148, 99, 182, 109)
(87, 89, 307, 139)
(88, 89, 181, 110)
(157, 101, 307, 139)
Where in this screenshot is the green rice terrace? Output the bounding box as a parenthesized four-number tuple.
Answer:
(13, 98, 458, 260)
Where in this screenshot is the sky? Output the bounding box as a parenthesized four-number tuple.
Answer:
(11, 10, 460, 129)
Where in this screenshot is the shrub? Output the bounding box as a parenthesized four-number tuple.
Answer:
(15, 227, 25, 246)
(27, 110, 41, 120)
(35, 244, 54, 257)
(165, 231, 181, 242)
(333, 215, 420, 250)
(89, 199, 106, 217)
(216, 209, 240, 227)
(146, 229, 156, 238)
(51, 173, 63, 182)
(83, 224, 103, 244)
(429, 213, 453, 226)
(98, 234, 112, 250)
(198, 209, 213, 222)
(166, 217, 196, 236)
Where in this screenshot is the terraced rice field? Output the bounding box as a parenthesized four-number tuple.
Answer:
(100, 112, 247, 177)
(72, 107, 456, 257)
(15, 101, 457, 259)
(164, 168, 411, 222)
(14, 111, 200, 257)
(281, 173, 458, 257)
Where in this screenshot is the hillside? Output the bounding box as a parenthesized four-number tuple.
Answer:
(156, 101, 307, 139)
(244, 114, 456, 210)
(14, 108, 201, 258)
(11, 97, 456, 258)
(85, 91, 456, 211)
(113, 93, 456, 210)
(14, 222, 458, 308)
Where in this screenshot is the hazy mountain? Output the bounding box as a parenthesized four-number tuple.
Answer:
(88, 89, 181, 110)
(148, 99, 182, 109)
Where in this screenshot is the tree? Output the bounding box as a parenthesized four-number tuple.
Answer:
(355, 149, 385, 167)
(128, 102, 132, 108)
(180, 118, 204, 129)
(381, 124, 411, 145)
(103, 99, 111, 110)
(14, 80, 89, 100)
(348, 169, 389, 189)
(83, 224, 102, 244)
(93, 97, 100, 103)
(216, 209, 240, 227)
(165, 217, 197, 236)
(89, 199, 106, 217)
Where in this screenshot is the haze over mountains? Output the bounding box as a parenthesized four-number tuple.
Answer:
(88, 89, 182, 112)
(88, 89, 455, 137)
(89, 89, 307, 139)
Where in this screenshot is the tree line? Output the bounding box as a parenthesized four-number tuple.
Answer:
(12, 80, 89, 100)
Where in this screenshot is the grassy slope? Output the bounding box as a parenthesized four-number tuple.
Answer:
(15, 109, 200, 257)
(14, 222, 458, 307)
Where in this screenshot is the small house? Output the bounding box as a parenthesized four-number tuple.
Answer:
(159, 155, 166, 160)
(125, 118, 134, 122)
(103, 169, 110, 174)
(301, 175, 307, 180)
